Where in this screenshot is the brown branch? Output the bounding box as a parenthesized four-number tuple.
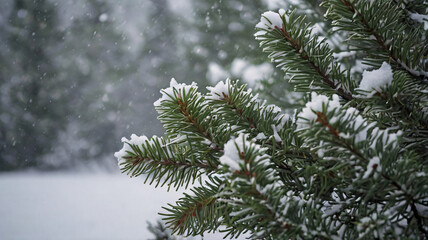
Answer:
(275, 24, 353, 101)
(316, 112, 340, 137)
(316, 111, 427, 237)
(340, 0, 421, 78)
(222, 92, 257, 129)
(173, 196, 217, 230)
(177, 97, 205, 135)
(234, 152, 291, 231)
(315, 112, 369, 161)
(125, 156, 214, 169)
(382, 173, 428, 238)
(340, 0, 389, 51)
(176, 95, 222, 151)
(258, 191, 294, 231)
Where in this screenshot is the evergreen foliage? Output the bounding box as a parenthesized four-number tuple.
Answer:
(117, 0, 428, 239)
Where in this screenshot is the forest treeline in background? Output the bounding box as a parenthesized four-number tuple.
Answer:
(0, 0, 310, 171)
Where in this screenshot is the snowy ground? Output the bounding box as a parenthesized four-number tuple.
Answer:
(0, 172, 244, 240)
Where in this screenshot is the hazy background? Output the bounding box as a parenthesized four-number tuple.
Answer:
(0, 0, 287, 171)
(0, 0, 290, 238)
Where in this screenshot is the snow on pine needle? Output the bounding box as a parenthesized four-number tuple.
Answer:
(355, 62, 394, 98)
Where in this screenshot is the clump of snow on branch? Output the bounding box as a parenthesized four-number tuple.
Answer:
(335, 107, 402, 152)
(206, 79, 231, 100)
(410, 13, 428, 30)
(220, 135, 243, 171)
(362, 157, 381, 178)
(153, 78, 198, 107)
(344, 108, 401, 148)
(296, 93, 402, 160)
(114, 134, 148, 165)
(255, 9, 287, 34)
(355, 62, 393, 98)
(297, 92, 341, 128)
(220, 133, 267, 172)
(332, 51, 356, 61)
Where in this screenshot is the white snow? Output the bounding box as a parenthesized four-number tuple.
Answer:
(296, 92, 402, 161)
(220, 134, 269, 172)
(0, 172, 182, 240)
(275, 113, 290, 131)
(415, 203, 428, 217)
(332, 51, 356, 60)
(153, 78, 198, 107)
(311, 22, 324, 35)
(114, 138, 132, 165)
(114, 134, 149, 166)
(98, 13, 108, 22)
(351, 59, 370, 75)
(256, 132, 267, 140)
(410, 13, 428, 30)
(255, 10, 287, 31)
(0, 172, 246, 240)
(125, 133, 148, 147)
(322, 203, 343, 217)
(317, 147, 325, 158)
(271, 124, 282, 142)
(297, 92, 341, 128)
(338, 107, 402, 150)
(220, 135, 243, 171)
(206, 79, 231, 100)
(356, 62, 393, 98)
(357, 217, 372, 232)
(267, 104, 282, 114)
(362, 157, 381, 178)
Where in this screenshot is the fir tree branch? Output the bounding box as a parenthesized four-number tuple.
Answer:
(382, 173, 428, 238)
(207, 80, 289, 142)
(324, 0, 428, 79)
(161, 178, 226, 236)
(315, 111, 366, 161)
(256, 10, 355, 101)
(155, 80, 235, 151)
(116, 3, 428, 237)
(275, 24, 353, 101)
(299, 97, 427, 237)
(175, 95, 222, 151)
(117, 135, 220, 189)
(355, 71, 428, 159)
(124, 155, 214, 170)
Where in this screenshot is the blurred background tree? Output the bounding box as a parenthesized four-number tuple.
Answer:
(0, 0, 321, 171)
(41, 0, 133, 170)
(0, 0, 65, 170)
(0, 0, 138, 170)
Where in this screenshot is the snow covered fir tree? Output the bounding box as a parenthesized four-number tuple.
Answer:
(116, 0, 428, 239)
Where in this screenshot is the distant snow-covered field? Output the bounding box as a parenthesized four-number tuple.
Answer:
(0, 172, 241, 240)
